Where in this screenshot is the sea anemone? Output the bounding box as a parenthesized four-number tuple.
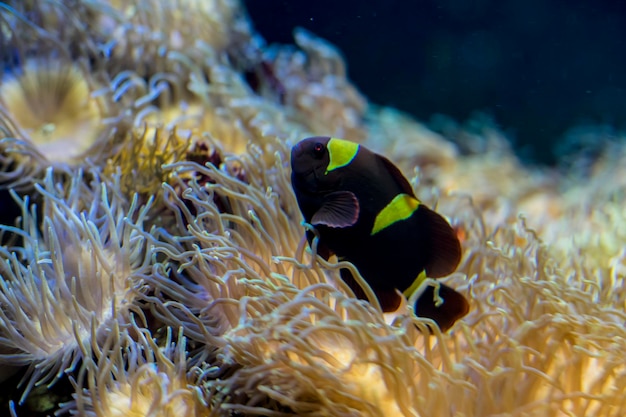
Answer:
(135, 142, 306, 351)
(103, 124, 194, 199)
(0, 167, 151, 403)
(448, 215, 626, 417)
(0, 58, 112, 186)
(182, 55, 310, 157)
(256, 27, 368, 142)
(58, 325, 209, 417)
(201, 281, 450, 416)
(0, 1, 98, 64)
(98, 0, 247, 79)
(0, 1, 126, 188)
(102, 44, 303, 164)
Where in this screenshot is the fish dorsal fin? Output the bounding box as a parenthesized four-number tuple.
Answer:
(311, 191, 360, 228)
(377, 153, 416, 196)
(416, 205, 462, 277)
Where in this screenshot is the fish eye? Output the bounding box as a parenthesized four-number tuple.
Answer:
(313, 142, 325, 158)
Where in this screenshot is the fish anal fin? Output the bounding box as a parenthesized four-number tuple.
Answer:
(339, 268, 368, 301)
(339, 269, 401, 312)
(311, 191, 359, 228)
(416, 205, 462, 278)
(414, 283, 469, 332)
(375, 289, 403, 312)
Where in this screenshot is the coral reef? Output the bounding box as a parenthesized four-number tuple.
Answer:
(0, 0, 624, 416)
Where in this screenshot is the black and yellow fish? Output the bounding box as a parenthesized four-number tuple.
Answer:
(290, 136, 469, 332)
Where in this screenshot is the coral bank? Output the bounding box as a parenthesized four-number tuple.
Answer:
(0, 1, 624, 416)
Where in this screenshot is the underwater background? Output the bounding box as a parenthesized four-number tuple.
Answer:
(0, 0, 624, 416)
(246, 0, 626, 165)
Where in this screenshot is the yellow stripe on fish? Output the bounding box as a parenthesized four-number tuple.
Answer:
(371, 193, 420, 235)
(325, 137, 359, 174)
(402, 270, 428, 299)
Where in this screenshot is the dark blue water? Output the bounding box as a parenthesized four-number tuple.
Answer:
(245, 0, 626, 165)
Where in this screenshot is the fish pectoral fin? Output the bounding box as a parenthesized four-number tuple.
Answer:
(413, 283, 469, 332)
(311, 191, 360, 228)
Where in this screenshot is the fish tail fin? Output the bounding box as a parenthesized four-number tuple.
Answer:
(413, 283, 469, 332)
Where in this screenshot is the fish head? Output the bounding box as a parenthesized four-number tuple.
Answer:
(291, 136, 339, 192)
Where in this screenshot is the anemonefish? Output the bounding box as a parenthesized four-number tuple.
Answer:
(290, 136, 469, 332)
